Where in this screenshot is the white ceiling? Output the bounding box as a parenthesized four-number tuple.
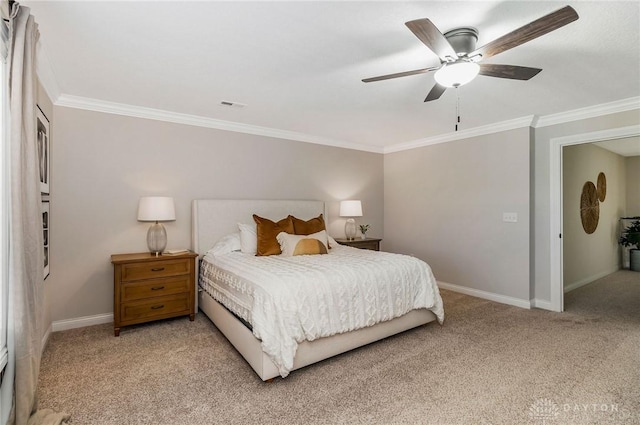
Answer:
(595, 137, 640, 157)
(26, 1, 640, 152)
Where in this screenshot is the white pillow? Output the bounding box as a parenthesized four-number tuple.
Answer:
(327, 235, 338, 249)
(238, 222, 257, 254)
(207, 233, 241, 256)
(276, 230, 329, 257)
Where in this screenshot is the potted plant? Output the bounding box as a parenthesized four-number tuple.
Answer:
(359, 224, 370, 240)
(619, 218, 640, 271)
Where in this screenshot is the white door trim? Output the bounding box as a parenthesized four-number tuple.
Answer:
(549, 125, 640, 312)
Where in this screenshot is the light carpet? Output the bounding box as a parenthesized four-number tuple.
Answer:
(37, 271, 639, 424)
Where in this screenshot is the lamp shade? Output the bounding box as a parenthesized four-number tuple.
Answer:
(340, 200, 362, 217)
(137, 197, 176, 222)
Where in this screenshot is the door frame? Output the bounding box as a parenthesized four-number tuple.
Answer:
(549, 124, 640, 312)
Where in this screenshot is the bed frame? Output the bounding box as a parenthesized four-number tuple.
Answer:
(191, 199, 437, 381)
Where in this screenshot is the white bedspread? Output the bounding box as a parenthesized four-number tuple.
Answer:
(201, 245, 444, 377)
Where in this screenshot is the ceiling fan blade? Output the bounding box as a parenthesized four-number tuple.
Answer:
(405, 18, 457, 60)
(362, 66, 440, 83)
(478, 64, 542, 80)
(469, 6, 579, 60)
(424, 84, 446, 102)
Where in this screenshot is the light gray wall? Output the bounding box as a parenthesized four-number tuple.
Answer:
(532, 110, 640, 302)
(562, 144, 626, 288)
(47, 104, 640, 322)
(50, 106, 384, 322)
(626, 155, 640, 216)
(384, 127, 531, 301)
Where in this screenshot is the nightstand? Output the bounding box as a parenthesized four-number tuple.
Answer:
(111, 251, 198, 336)
(334, 238, 382, 251)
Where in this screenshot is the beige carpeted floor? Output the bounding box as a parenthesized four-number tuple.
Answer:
(37, 271, 640, 424)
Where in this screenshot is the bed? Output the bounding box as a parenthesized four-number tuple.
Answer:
(191, 199, 444, 381)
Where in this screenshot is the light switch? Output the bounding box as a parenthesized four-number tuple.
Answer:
(503, 212, 518, 223)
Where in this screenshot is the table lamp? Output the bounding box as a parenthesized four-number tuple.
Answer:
(340, 200, 362, 240)
(137, 196, 176, 255)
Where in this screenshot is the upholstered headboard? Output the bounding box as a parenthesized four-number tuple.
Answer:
(191, 199, 327, 256)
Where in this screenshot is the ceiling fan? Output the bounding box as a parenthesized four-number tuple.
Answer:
(362, 6, 579, 102)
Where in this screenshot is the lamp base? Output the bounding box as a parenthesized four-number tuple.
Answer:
(147, 222, 167, 255)
(345, 218, 357, 241)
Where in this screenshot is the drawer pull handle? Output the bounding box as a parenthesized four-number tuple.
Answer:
(151, 267, 165, 272)
(151, 305, 165, 310)
(151, 286, 165, 291)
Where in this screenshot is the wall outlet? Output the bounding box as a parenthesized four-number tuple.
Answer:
(503, 212, 518, 223)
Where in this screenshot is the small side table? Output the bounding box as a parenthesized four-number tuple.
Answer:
(111, 251, 198, 336)
(334, 238, 382, 251)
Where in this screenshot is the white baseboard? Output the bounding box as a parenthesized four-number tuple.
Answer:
(41, 323, 52, 354)
(564, 267, 619, 293)
(50, 279, 552, 332)
(52, 313, 113, 332)
(437, 281, 531, 309)
(530, 298, 553, 310)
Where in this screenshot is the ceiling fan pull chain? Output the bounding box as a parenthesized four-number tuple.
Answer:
(455, 86, 460, 132)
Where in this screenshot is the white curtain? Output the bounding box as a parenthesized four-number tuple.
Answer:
(7, 3, 42, 424)
(6, 3, 68, 425)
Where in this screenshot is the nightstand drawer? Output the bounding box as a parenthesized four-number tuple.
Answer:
(354, 241, 379, 251)
(334, 238, 382, 251)
(120, 294, 190, 322)
(120, 258, 191, 282)
(121, 275, 190, 302)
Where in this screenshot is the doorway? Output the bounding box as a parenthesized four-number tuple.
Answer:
(549, 125, 640, 312)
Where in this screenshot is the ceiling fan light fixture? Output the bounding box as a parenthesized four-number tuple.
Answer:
(434, 62, 480, 88)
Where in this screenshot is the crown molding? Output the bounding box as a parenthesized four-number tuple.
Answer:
(51, 88, 638, 156)
(534, 96, 640, 128)
(35, 39, 61, 103)
(383, 116, 536, 154)
(55, 94, 384, 154)
(384, 96, 640, 153)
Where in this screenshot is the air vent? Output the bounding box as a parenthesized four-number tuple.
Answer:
(219, 100, 246, 109)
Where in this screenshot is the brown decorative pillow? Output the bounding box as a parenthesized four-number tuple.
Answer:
(290, 213, 326, 236)
(253, 214, 295, 256)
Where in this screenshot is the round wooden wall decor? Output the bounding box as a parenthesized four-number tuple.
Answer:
(597, 172, 607, 202)
(580, 181, 599, 234)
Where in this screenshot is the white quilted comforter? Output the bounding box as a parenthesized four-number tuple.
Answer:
(201, 244, 444, 377)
